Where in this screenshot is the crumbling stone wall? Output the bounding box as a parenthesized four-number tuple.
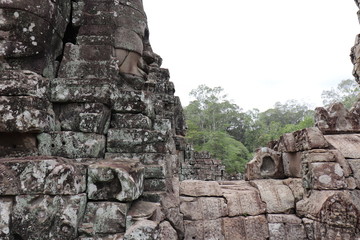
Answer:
(180, 150, 226, 181)
(0, 0, 186, 239)
(1, 0, 360, 239)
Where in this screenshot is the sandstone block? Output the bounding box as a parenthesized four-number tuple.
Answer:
(184, 219, 224, 240)
(315, 103, 360, 134)
(38, 131, 106, 158)
(58, 60, 118, 78)
(180, 197, 227, 220)
(325, 134, 360, 158)
(87, 161, 144, 201)
(127, 201, 160, 222)
(303, 218, 358, 240)
(144, 178, 167, 191)
(222, 215, 269, 240)
(251, 179, 295, 213)
(0, 70, 49, 97)
(55, 103, 110, 134)
(246, 147, 284, 180)
(297, 190, 360, 229)
(12, 194, 87, 240)
(268, 214, 306, 240)
(107, 128, 172, 154)
(180, 180, 222, 197)
(62, 43, 114, 62)
(111, 90, 154, 117)
(0, 96, 55, 133)
(283, 178, 304, 202)
(283, 152, 302, 177)
(159, 221, 178, 240)
(0, 157, 86, 195)
(123, 220, 158, 240)
(79, 202, 129, 236)
(144, 165, 166, 179)
(278, 127, 328, 152)
(78, 233, 124, 240)
(111, 113, 152, 130)
(222, 186, 266, 216)
(0, 198, 12, 239)
(113, 5, 147, 36)
(305, 162, 347, 190)
(50, 78, 114, 104)
(348, 159, 360, 188)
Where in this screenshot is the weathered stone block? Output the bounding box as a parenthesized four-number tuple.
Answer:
(0, 96, 56, 133)
(54, 103, 110, 134)
(58, 60, 119, 78)
(222, 186, 266, 216)
(283, 178, 304, 202)
(144, 165, 166, 179)
(51, 78, 114, 104)
(184, 219, 224, 240)
(306, 162, 347, 190)
(251, 179, 295, 213)
(303, 218, 359, 240)
(144, 178, 167, 191)
(12, 194, 87, 240)
(180, 180, 222, 197)
(246, 147, 284, 180)
(0, 157, 86, 195)
(159, 221, 178, 240)
(180, 197, 227, 220)
(283, 152, 302, 177)
(111, 90, 154, 117)
(111, 113, 152, 130)
(123, 220, 158, 240)
(297, 190, 360, 229)
(348, 159, 360, 188)
(38, 131, 106, 158)
(79, 202, 129, 236)
(127, 200, 160, 223)
(315, 103, 360, 134)
(222, 215, 269, 240)
(107, 128, 172, 154)
(268, 214, 306, 240)
(87, 161, 144, 201)
(324, 134, 360, 159)
(0, 70, 49, 97)
(277, 127, 328, 152)
(0, 198, 12, 239)
(62, 43, 114, 62)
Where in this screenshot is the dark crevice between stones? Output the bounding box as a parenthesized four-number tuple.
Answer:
(12, 233, 24, 240)
(55, 1, 80, 77)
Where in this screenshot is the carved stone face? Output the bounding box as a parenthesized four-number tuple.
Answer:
(0, 0, 71, 76)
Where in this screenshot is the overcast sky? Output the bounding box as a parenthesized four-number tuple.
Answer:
(144, 0, 360, 111)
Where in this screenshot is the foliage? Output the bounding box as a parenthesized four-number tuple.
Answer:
(321, 79, 360, 109)
(184, 85, 315, 174)
(184, 85, 251, 173)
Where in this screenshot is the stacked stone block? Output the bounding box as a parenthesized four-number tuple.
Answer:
(0, 0, 184, 239)
(180, 150, 226, 181)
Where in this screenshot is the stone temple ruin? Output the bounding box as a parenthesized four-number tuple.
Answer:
(0, 0, 360, 239)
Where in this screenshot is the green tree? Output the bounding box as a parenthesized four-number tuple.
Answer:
(184, 85, 251, 173)
(242, 100, 314, 152)
(321, 79, 360, 109)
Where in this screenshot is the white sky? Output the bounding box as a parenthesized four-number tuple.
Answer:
(144, 0, 360, 111)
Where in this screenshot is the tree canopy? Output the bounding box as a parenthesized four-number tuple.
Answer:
(184, 85, 315, 174)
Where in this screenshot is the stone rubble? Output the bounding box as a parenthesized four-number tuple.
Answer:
(1, 0, 360, 239)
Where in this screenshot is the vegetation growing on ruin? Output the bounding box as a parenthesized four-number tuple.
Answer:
(184, 80, 360, 174)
